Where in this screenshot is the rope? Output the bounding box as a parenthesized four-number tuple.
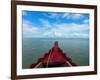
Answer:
(34, 62, 42, 68)
(46, 49, 53, 67)
(65, 61, 73, 67)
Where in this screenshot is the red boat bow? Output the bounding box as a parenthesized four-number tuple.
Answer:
(30, 41, 77, 68)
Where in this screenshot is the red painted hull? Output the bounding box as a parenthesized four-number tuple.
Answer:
(30, 41, 77, 68)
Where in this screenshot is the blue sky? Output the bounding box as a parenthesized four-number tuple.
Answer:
(22, 11, 89, 38)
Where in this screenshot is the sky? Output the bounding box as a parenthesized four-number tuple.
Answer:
(22, 10, 89, 38)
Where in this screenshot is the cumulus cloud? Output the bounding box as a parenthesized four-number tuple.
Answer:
(23, 19, 89, 38)
(63, 13, 84, 19)
(39, 19, 52, 28)
(23, 20, 39, 32)
(22, 11, 89, 38)
(47, 12, 84, 20)
(71, 13, 84, 19)
(46, 23, 89, 38)
(22, 20, 42, 37)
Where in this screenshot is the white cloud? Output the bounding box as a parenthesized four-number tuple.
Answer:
(23, 20, 39, 33)
(40, 22, 89, 38)
(53, 23, 89, 32)
(71, 32, 89, 38)
(23, 20, 89, 38)
(63, 13, 70, 18)
(23, 24, 39, 33)
(72, 13, 84, 19)
(63, 13, 84, 19)
(83, 19, 89, 24)
(47, 12, 84, 20)
(22, 20, 42, 37)
(50, 23, 89, 38)
(39, 19, 52, 28)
